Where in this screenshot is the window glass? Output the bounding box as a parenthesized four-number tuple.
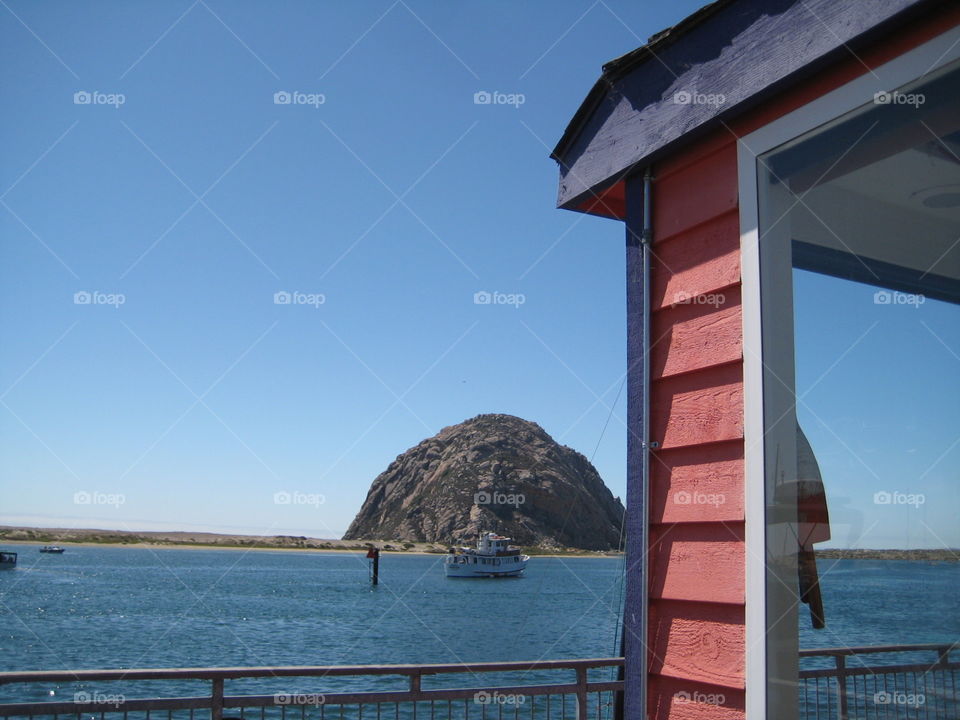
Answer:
(758, 58, 960, 719)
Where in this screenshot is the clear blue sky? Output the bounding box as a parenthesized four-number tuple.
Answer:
(1, 1, 956, 548)
(1, 0, 712, 538)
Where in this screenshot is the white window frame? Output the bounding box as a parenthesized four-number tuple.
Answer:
(737, 23, 960, 719)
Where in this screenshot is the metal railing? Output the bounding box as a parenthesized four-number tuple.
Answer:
(799, 643, 959, 719)
(0, 657, 624, 720)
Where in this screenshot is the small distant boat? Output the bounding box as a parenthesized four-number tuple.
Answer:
(445, 532, 529, 578)
(39, 546, 65, 554)
(0, 552, 17, 570)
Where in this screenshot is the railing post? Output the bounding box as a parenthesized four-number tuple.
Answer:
(211, 677, 224, 720)
(576, 666, 588, 720)
(835, 655, 847, 720)
(410, 669, 421, 699)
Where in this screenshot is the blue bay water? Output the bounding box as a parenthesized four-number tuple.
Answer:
(0, 547, 957, 704)
(0, 546, 625, 703)
(800, 558, 960, 651)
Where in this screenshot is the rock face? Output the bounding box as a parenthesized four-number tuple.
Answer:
(343, 414, 624, 550)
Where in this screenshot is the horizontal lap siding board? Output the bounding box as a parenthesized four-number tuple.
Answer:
(651, 363, 744, 450)
(650, 522, 745, 605)
(650, 211, 741, 312)
(648, 599, 746, 687)
(649, 674, 746, 720)
(647, 131, 745, 720)
(651, 285, 742, 378)
(651, 441, 744, 524)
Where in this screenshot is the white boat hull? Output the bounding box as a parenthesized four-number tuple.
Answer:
(444, 554, 528, 577)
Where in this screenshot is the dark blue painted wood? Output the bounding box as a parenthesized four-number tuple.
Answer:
(553, 0, 934, 210)
(623, 173, 647, 720)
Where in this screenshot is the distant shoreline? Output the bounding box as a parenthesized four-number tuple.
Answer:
(1, 530, 953, 562)
(815, 548, 958, 562)
(0, 526, 623, 558)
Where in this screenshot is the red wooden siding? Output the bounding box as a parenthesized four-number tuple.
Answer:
(649, 674, 746, 720)
(650, 211, 741, 313)
(564, 6, 960, 718)
(642, 13, 960, 717)
(650, 522, 745, 604)
(648, 599, 746, 686)
(651, 441, 744, 524)
(647, 131, 746, 720)
(651, 360, 744, 450)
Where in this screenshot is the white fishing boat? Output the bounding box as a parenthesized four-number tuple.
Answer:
(444, 533, 528, 578)
(0, 552, 17, 570)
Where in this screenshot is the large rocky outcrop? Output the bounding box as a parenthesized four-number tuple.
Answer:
(343, 414, 624, 550)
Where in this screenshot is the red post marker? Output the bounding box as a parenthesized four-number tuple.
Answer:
(366, 548, 380, 585)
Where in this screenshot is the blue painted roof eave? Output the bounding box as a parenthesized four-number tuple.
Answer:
(551, 0, 940, 212)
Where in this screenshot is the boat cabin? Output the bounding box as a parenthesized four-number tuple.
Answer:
(478, 533, 513, 555)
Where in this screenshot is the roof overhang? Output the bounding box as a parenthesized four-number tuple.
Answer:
(551, 0, 942, 217)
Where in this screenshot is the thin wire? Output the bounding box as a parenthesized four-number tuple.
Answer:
(588, 372, 629, 720)
(590, 374, 628, 463)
